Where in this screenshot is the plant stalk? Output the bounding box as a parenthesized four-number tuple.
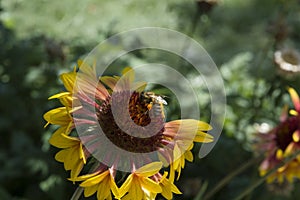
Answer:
(233, 150, 300, 200)
(201, 156, 261, 200)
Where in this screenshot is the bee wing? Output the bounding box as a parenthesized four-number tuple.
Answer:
(157, 96, 168, 105)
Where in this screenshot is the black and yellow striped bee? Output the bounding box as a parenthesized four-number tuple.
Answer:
(141, 92, 167, 119)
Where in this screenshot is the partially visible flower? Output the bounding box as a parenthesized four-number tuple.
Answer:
(152, 171, 181, 200)
(43, 63, 90, 179)
(118, 162, 163, 199)
(44, 106, 73, 136)
(49, 132, 87, 178)
(44, 60, 213, 199)
(164, 120, 213, 181)
(266, 178, 294, 197)
(71, 166, 119, 200)
(274, 48, 300, 78)
(257, 87, 300, 186)
(169, 143, 194, 182)
(43, 66, 79, 135)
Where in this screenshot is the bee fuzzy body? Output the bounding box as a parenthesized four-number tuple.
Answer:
(140, 92, 167, 119)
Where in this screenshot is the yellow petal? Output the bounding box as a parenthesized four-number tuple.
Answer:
(76, 73, 109, 101)
(79, 143, 86, 164)
(161, 176, 180, 200)
(131, 178, 143, 200)
(187, 143, 194, 151)
(133, 81, 147, 92)
(64, 145, 79, 170)
(172, 159, 180, 172)
(84, 184, 98, 197)
(158, 152, 169, 167)
(266, 175, 275, 183)
(60, 70, 76, 92)
(96, 176, 111, 200)
(286, 173, 294, 183)
(161, 171, 169, 180)
(55, 149, 68, 163)
(109, 173, 119, 198)
(48, 92, 71, 100)
(277, 165, 286, 173)
(194, 131, 214, 143)
(52, 125, 70, 136)
(118, 174, 133, 198)
(43, 107, 71, 125)
(80, 170, 109, 187)
(115, 67, 135, 91)
(122, 193, 131, 200)
(165, 120, 213, 145)
(69, 171, 101, 182)
(71, 159, 84, 179)
(122, 67, 133, 75)
(166, 120, 212, 131)
(171, 183, 181, 194)
(100, 76, 120, 90)
(180, 154, 185, 169)
(184, 150, 194, 162)
(288, 87, 300, 111)
(107, 194, 112, 200)
(277, 173, 284, 183)
(259, 169, 267, 177)
(173, 144, 182, 163)
(59, 96, 74, 108)
(196, 121, 213, 131)
(49, 132, 79, 148)
(140, 177, 162, 193)
(148, 192, 157, 200)
(161, 183, 172, 199)
(169, 165, 175, 183)
(276, 149, 283, 159)
(290, 109, 298, 116)
(284, 143, 295, 157)
(77, 60, 95, 77)
(135, 162, 162, 177)
(176, 163, 182, 181)
(293, 130, 300, 142)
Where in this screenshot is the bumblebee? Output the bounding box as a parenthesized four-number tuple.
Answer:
(141, 92, 167, 119)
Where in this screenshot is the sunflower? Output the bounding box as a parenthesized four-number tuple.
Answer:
(257, 87, 300, 185)
(44, 60, 213, 199)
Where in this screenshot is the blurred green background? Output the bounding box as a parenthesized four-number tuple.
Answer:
(1, 0, 300, 199)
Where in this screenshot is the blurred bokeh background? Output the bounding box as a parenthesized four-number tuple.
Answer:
(1, 0, 300, 199)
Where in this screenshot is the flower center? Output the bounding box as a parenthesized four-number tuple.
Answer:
(96, 91, 165, 153)
(282, 52, 300, 65)
(275, 116, 299, 151)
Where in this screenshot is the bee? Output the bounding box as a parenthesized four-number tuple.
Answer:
(141, 92, 167, 119)
(141, 92, 167, 105)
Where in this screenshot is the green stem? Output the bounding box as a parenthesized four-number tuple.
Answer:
(194, 181, 209, 200)
(70, 162, 100, 200)
(201, 156, 261, 200)
(233, 150, 300, 200)
(71, 186, 83, 200)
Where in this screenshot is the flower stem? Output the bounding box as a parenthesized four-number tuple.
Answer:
(70, 162, 100, 200)
(70, 186, 83, 200)
(233, 150, 300, 200)
(201, 156, 261, 200)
